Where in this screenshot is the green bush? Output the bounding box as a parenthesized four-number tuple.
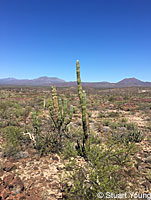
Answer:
(32, 111, 73, 156)
(124, 130, 144, 143)
(110, 122, 118, 130)
(108, 96, 115, 102)
(107, 111, 119, 118)
(62, 139, 77, 159)
(126, 122, 137, 130)
(103, 119, 111, 126)
(120, 118, 128, 123)
(2, 126, 24, 157)
(62, 133, 136, 200)
(98, 112, 105, 118)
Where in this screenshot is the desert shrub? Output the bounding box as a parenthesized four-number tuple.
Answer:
(2, 126, 24, 157)
(14, 108, 25, 118)
(107, 111, 119, 118)
(0, 101, 14, 110)
(125, 122, 137, 130)
(120, 117, 128, 123)
(88, 129, 102, 144)
(98, 112, 105, 118)
(0, 109, 10, 119)
(124, 130, 144, 143)
(110, 122, 118, 130)
(62, 133, 136, 200)
(103, 119, 111, 126)
(32, 109, 73, 156)
(32, 111, 49, 155)
(108, 96, 115, 102)
(0, 102, 7, 110)
(87, 111, 92, 118)
(62, 139, 77, 159)
(112, 129, 144, 144)
(22, 106, 32, 120)
(35, 131, 63, 155)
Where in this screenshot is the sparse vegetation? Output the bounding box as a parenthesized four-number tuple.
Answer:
(0, 62, 151, 199)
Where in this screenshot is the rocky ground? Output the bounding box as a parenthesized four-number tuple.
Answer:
(0, 136, 64, 200)
(1, 87, 151, 199)
(1, 133, 151, 200)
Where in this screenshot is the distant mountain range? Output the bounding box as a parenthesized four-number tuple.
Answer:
(0, 77, 151, 88)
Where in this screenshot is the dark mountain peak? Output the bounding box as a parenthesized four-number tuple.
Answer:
(116, 78, 143, 86)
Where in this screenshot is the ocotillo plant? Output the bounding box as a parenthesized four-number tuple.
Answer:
(48, 86, 73, 145)
(76, 60, 89, 158)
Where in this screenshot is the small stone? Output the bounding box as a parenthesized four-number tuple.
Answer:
(1, 188, 10, 199)
(103, 126, 111, 132)
(127, 167, 137, 176)
(142, 181, 150, 190)
(8, 157, 16, 163)
(33, 166, 38, 170)
(9, 176, 24, 194)
(49, 182, 58, 189)
(0, 184, 5, 196)
(14, 151, 29, 159)
(43, 160, 49, 164)
(0, 170, 4, 177)
(15, 193, 26, 200)
(21, 161, 26, 168)
(52, 155, 59, 161)
(3, 162, 16, 172)
(56, 166, 63, 170)
(6, 194, 15, 200)
(3, 174, 15, 187)
(145, 156, 151, 163)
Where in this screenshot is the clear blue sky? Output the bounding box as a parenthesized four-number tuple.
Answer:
(0, 0, 151, 82)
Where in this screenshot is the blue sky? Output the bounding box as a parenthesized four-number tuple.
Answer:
(0, 0, 151, 82)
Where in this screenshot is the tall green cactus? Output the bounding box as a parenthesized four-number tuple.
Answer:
(76, 60, 83, 104)
(76, 60, 89, 158)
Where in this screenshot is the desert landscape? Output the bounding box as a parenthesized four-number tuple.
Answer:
(1, 0, 151, 199)
(0, 61, 151, 199)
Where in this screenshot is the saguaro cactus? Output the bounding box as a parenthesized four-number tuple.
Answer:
(76, 60, 89, 158)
